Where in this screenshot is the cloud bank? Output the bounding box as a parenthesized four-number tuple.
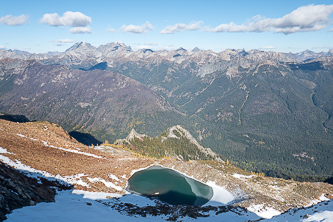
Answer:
(0, 14, 29, 26)
(209, 4, 333, 34)
(107, 28, 116, 32)
(121, 21, 153, 34)
(40, 11, 91, 34)
(160, 21, 203, 34)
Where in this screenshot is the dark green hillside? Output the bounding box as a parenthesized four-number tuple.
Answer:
(291, 62, 333, 129)
(123, 126, 221, 162)
(106, 59, 333, 180)
(192, 63, 333, 179)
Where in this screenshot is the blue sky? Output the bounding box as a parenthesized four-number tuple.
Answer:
(1, 0, 333, 53)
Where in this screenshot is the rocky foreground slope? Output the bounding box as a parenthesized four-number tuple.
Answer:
(0, 118, 332, 220)
(0, 162, 71, 221)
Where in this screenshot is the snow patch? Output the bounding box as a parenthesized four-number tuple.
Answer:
(232, 173, 255, 179)
(62, 174, 90, 187)
(72, 190, 122, 200)
(0, 155, 92, 188)
(0, 154, 54, 178)
(0, 152, 119, 190)
(305, 193, 330, 207)
(4, 190, 139, 222)
(15, 133, 103, 159)
(319, 193, 330, 201)
(109, 173, 121, 181)
(0, 147, 15, 155)
(41, 140, 103, 159)
(205, 181, 235, 205)
(93, 146, 105, 151)
(247, 204, 281, 219)
(121, 174, 127, 179)
(130, 164, 156, 176)
(17, 133, 38, 141)
(302, 210, 333, 222)
(87, 177, 122, 191)
(117, 157, 137, 161)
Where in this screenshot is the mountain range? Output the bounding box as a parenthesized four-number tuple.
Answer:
(1, 42, 333, 65)
(0, 42, 333, 180)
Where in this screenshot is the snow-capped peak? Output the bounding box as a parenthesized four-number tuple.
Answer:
(97, 42, 132, 57)
(65, 42, 96, 52)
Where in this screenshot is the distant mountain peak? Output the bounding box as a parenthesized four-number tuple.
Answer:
(237, 49, 249, 57)
(192, 47, 200, 52)
(176, 47, 187, 52)
(97, 42, 132, 54)
(65, 42, 95, 52)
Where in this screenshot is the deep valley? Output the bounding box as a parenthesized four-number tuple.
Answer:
(0, 43, 332, 181)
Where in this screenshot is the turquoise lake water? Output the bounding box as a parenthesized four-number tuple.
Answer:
(127, 166, 213, 205)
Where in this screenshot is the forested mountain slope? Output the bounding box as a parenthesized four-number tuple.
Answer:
(0, 58, 188, 142)
(0, 43, 332, 180)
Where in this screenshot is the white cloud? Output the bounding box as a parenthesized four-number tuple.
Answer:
(0, 45, 5, 49)
(209, 4, 333, 34)
(40, 11, 91, 34)
(40, 11, 91, 27)
(107, 28, 116, 32)
(160, 21, 203, 34)
(120, 21, 153, 34)
(40, 13, 62, 26)
(136, 45, 152, 50)
(70, 26, 91, 34)
(55, 39, 75, 46)
(0, 14, 29, 26)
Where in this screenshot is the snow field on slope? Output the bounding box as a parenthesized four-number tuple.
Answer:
(4, 190, 261, 222)
(5, 190, 332, 222)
